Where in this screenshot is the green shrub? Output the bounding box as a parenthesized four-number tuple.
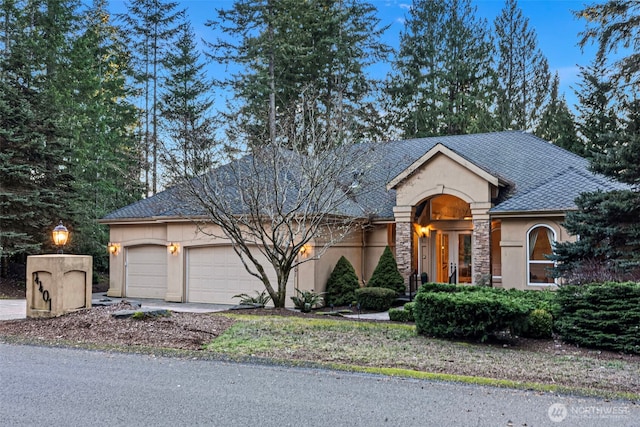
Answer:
(388, 308, 411, 322)
(556, 282, 640, 354)
(417, 282, 461, 294)
(366, 246, 405, 294)
(325, 256, 360, 307)
(290, 288, 324, 312)
(388, 301, 416, 322)
(525, 309, 553, 338)
(355, 287, 397, 312)
(413, 283, 560, 341)
(414, 288, 534, 341)
(233, 290, 271, 306)
(403, 302, 416, 319)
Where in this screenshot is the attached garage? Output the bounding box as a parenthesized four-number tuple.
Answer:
(126, 245, 167, 299)
(186, 246, 294, 305)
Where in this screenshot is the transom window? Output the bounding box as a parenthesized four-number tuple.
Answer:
(527, 225, 556, 286)
(429, 195, 471, 221)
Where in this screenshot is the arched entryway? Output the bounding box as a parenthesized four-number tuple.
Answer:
(414, 195, 473, 284)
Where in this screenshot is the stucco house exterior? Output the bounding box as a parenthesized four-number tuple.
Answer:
(101, 131, 623, 307)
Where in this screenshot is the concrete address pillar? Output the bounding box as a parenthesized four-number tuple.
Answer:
(26, 255, 93, 318)
(471, 202, 493, 286)
(393, 205, 415, 288)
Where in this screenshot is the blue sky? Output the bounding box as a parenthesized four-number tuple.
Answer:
(111, 0, 598, 110)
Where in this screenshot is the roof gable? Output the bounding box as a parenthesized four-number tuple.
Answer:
(386, 143, 500, 190)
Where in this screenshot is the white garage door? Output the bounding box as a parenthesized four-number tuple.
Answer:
(126, 245, 167, 299)
(187, 246, 294, 305)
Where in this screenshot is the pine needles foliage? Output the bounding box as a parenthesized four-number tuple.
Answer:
(325, 256, 360, 307)
(366, 246, 405, 294)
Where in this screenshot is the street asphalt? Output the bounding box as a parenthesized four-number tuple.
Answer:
(1, 343, 637, 427)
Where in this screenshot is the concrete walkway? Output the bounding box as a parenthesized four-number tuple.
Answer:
(0, 299, 27, 321)
(0, 295, 390, 321)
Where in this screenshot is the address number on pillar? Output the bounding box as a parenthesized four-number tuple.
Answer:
(33, 272, 52, 311)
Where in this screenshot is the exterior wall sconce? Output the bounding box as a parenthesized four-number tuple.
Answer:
(52, 221, 69, 253)
(299, 244, 310, 257)
(108, 243, 121, 255)
(167, 242, 179, 255)
(420, 226, 429, 238)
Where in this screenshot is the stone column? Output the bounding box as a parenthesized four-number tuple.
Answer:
(471, 202, 492, 285)
(393, 205, 415, 288)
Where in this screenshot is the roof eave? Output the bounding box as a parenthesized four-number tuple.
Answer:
(489, 209, 574, 219)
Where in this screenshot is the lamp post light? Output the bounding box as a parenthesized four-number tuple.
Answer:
(52, 221, 69, 254)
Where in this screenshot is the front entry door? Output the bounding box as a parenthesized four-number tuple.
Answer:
(435, 232, 472, 284)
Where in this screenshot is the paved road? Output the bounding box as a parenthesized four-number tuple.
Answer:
(0, 344, 637, 427)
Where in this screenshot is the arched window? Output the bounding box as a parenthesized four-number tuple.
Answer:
(527, 225, 556, 286)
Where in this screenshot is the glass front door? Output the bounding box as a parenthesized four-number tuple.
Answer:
(435, 231, 472, 284)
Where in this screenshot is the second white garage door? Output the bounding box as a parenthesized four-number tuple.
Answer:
(186, 246, 294, 305)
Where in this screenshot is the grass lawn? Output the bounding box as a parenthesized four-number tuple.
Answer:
(207, 313, 640, 401)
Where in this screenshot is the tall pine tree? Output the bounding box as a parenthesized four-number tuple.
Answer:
(63, 0, 141, 268)
(553, 1, 640, 282)
(535, 73, 582, 155)
(386, 0, 497, 138)
(0, 0, 76, 273)
(208, 0, 390, 149)
(120, 0, 184, 195)
(573, 59, 619, 159)
(159, 21, 218, 187)
(494, 0, 550, 131)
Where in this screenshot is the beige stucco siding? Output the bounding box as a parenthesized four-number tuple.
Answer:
(362, 225, 389, 283)
(395, 153, 493, 206)
(312, 230, 364, 294)
(498, 216, 575, 290)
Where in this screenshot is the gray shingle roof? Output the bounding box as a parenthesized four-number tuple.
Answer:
(102, 131, 626, 222)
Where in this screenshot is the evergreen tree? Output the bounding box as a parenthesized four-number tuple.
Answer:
(120, 0, 184, 195)
(553, 190, 640, 282)
(553, 1, 640, 282)
(577, 0, 640, 90)
(494, 0, 550, 130)
(0, 0, 76, 271)
(159, 21, 218, 187)
(63, 0, 141, 268)
(386, 0, 497, 138)
(535, 73, 582, 155)
(573, 59, 619, 159)
(366, 246, 405, 294)
(208, 0, 390, 149)
(325, 256, 360, 307)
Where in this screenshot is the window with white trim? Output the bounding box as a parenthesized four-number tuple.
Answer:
(527, 225, 556, 285)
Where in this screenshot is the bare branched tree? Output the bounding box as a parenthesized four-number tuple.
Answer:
(166, 93, 388, 307)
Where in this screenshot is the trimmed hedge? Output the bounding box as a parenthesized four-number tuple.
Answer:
(555, 282, 640, 354)
(414, 283, 558, 341)
(388, 302, 416, 322)
(525, 309, 553, 339)
(325, 256, 360, 307)
(355, 287, 397, 312)
(415, 290, 533, 341)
